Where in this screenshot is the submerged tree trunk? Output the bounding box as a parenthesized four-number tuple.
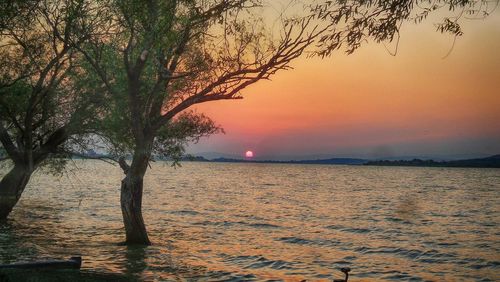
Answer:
(121, 173, 151, 245)
(0, 164, 33, 220)
(120, 143, 152, 245)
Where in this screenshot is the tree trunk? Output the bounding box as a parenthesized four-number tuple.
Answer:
(120, 144, 152, 245)
(121, 173, 151, 245)
(0, 164, 33, 220)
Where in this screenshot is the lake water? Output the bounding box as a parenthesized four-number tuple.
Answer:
(0, 161, 499, 281)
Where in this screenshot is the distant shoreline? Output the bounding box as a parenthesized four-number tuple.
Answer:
(363, 156, 500, 168)
(63, 154, 500, 168)
(190, 155, 500, 168)
(207, 157, 366, 166)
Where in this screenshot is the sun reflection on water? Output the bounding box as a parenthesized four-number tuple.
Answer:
(1, 161, 499, 281)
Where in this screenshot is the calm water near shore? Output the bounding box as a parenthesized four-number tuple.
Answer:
(0, 161, 499, 281)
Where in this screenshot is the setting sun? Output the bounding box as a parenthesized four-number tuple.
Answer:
(245, 151, 254, 158)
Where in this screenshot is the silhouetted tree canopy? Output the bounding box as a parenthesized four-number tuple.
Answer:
(74, 0, 325, 244)
(0, 0, 108, 219)
(310, 0, 498, 56)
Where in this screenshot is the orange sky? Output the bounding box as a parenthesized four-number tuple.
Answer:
(189, 7, 500, 160)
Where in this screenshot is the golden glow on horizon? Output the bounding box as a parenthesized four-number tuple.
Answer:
(193, 9, 500, 156)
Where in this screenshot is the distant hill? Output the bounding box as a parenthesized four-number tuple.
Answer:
(181, 155, 210, 162)
(210, 157, 367, 165)
(365, 155, 500, 168)
(70, 151, 500, 168)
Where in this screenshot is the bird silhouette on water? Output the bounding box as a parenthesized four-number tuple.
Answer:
(333, 267, 350, 282)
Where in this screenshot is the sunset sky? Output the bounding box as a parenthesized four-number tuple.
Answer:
(189, 5, 500, 160)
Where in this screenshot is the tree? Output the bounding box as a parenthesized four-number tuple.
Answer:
(78, 0, 323, 245)
(80, 0, 496, 245)
(0, 0, 106, 219)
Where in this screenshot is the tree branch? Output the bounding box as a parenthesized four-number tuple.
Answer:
(0, 122, 20, 162)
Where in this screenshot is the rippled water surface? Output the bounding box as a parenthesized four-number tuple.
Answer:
(1, 161, 499, 281)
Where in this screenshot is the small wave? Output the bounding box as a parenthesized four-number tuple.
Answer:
(169, 210, 200, 216)
(222, 254, 296, 271)
(326, 225, 381, 234)
(384, 216, 412, 224)
(196, 269, 257, 281)
(192, 220, 236, 227)
(245, 258, 294, 270)
(314, 273, 332, 279)
(417, 249, 457, 263)
(340, 227, 373, 233)
(278, 236, 312, 245)
(382, 272, 422, 281)
(436, 242, 460, 247)
(355, 246, 458, 263)
(325, 224, 345, 230)
(246, 223, 281, 229)
(461, 258, 499, 270)
(277, 236, 343, 248)
(192, 221, 281, 229)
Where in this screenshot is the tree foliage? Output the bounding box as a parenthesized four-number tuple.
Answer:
(0, 0, 108, 170)
(78, 0, 321, 163)
(310, 0, 498, 56)
(75, 0, 327, 244)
